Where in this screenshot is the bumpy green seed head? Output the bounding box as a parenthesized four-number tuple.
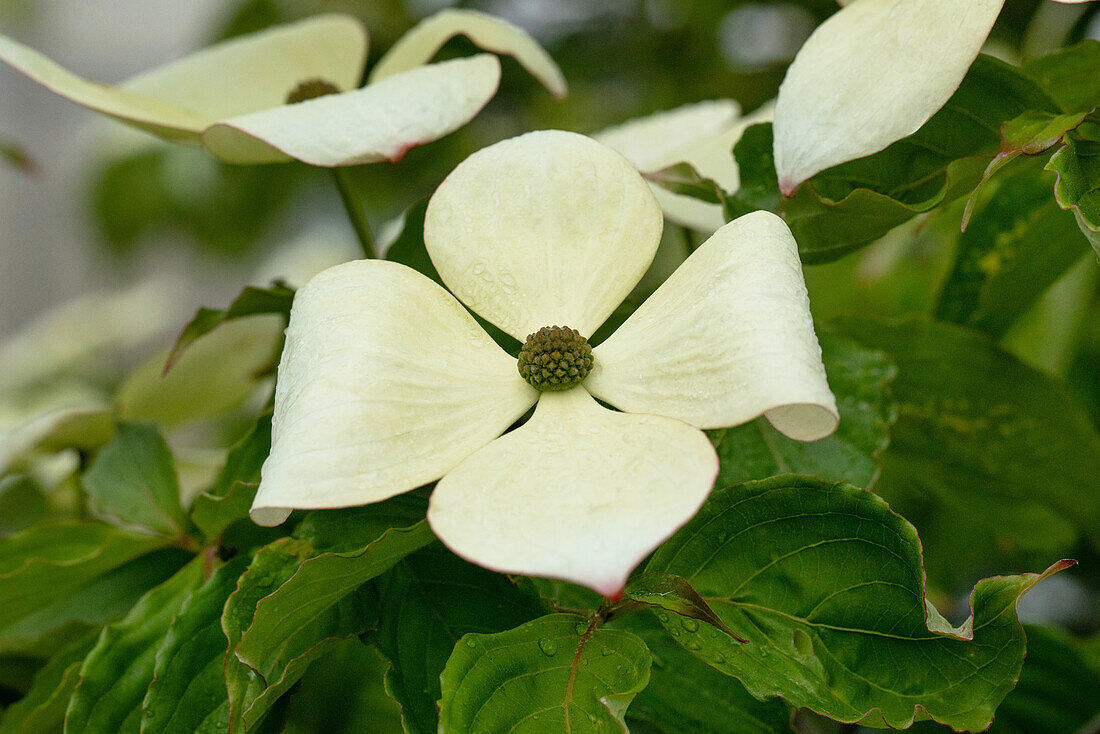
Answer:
(517, 326, 594, 392)
(285, 78, 341, 104)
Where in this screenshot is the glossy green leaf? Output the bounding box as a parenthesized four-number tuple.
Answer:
(116, 316, 283, 427)
(0, 522, 169, 652)
(225, 499, 433, 732)
(189, 415, 271, 541)
(960, 109, 1090, 227)
(438, 614, 651, 733)
(141, 555, 249, 734)
(66, 557, 204, 734)
(282, 639, 403, 734)
(906, 624, 1100, 734)
(166, 284, 293, 371)
(836, 317, 1100, 582)
(1022, 39, 1100, 113)
(771, 56, 1057, 262)
(82, 423, 187, 536)
(529, 578, 606, 614)
(374, 544, 547, 734)
(222, 538, 313, 734)
(613, 612, 793, 734)
(624, 574, 745, 644)
(0, 631, 97, 734)
(645, 475, 1071, 730)
(937, 158, 1090, 336)
(292, 491, 429, 553)
(711, 330, 895, 489)
(645, 163, 724, 204)
(1001, 109, 1092, 155)
(1047, 136, 1100, 256)
(0, 547, 191, 657)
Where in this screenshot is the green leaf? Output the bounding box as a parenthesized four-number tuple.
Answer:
(775, 55, 1057, 262)
(189, 415, 271, 541)
(645, 475, 1072, 731)
(166, 284, 294, 371)
(645, 163, 724, 203)
(438, 614, 651, 733)
(0, 547, 191, 657)
(1001, 109, 1092, 155)
(282, 639, 403, 734)
(613, 612, 793, 734)
(986, 625, 1100, 734)
(1022, 39, 1100, 112)
(711, 330, 895, 489)
(937, 158, 1090, 336)
(0, 522, 169, 652)
(292, 491, 429, 552)
(141, 555, 250, 734)
(727, 123, 781, 217)
(835, 317, 1100, 583)
(0, 631, 97, 734)
(0, 477, 52, 536)
(66, 557, 204, 734)
(222, 538, 313, 734)
(960, 109, 1090, 227)
(374, 544, 547, 734)
(225, 500, 433, 732)
(117, 317, 284, 427)
(82, 423, 187, 537)
(623, 573, 745, 644)
(1047, 136, 1100, 256)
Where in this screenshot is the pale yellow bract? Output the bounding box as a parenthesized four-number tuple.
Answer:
(594, 100, 775, 233)
(775, 0, 1093, 194)
(251, 130, 839, 596)
(0, 9, 565, 167)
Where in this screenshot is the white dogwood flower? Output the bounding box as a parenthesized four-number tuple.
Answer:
(251, 130, 838, 595)
(774, 0, 1091, 194)
(0, 9, 565, 166)
(595, 100, 775, 232)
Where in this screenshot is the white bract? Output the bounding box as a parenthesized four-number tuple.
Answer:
(775, 0, 1092, 194)
(251, 130, 837, 595)
(0, 9, 565, 166)
(595, 100, 775, 232)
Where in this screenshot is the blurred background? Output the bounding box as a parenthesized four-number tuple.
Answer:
(2, 0, 1099, 668)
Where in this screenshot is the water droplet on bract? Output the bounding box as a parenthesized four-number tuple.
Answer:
(465, 638, 477, 648)
(713, 652, 726, 664)
(681, 618, 700, 633)
(539, 638, 558, 656)
(687, 640, 702, 651)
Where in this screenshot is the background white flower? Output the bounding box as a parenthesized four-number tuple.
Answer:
(251, 130, 838, 595)
(595, 100, 775, 232)
(774, 0, 1093, 195)
(0, 9, 565, 167)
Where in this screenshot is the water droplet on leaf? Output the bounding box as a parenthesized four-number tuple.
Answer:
(681, 618, 700, 633)
(538, 638, 558, 656)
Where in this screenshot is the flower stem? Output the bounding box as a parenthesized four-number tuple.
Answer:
(331, 167, 376, 259)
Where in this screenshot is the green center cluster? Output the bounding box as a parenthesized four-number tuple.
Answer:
(517, 325, 594, 392)
(285, 78, 341, 104)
